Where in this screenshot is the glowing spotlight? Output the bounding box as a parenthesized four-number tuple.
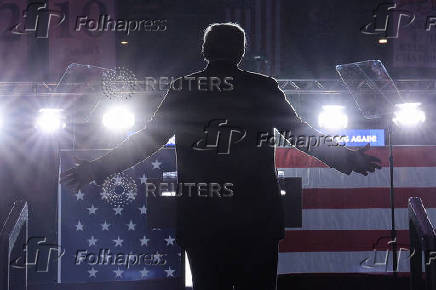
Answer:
(35, 108, 65, 134)
(393, 102, 425, 128)
(103, 107, 135, 130)
(318, 105, 348, 129)
(120, 41, 128, 45)
(378, 38, 388, 44)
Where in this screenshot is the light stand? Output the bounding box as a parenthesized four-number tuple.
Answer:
(335, 60, 425, 279)
(387, 120, 398, 278)
(387, 103, 426, 277)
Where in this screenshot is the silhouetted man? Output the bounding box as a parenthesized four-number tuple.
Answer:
(61, 23, 381, 290)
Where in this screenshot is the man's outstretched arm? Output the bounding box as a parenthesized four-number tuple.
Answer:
(270, 78, 381, 175)
(90, 124, 172, 184)
(60, 88, 178, 190)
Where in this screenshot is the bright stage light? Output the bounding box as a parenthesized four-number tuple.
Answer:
(35, 108, 65, 134)
(103, 106, 135, 130)
(318, 105, 348, 129)
(393, 102, 425, 128)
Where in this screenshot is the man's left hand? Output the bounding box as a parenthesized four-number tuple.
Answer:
(347, 144, 382, 176)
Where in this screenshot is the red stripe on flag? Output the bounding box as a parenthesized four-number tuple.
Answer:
(276, 146, 436, 168)
(303, 187, 436, 209)
(279, 230, 409, 252)
(276, 147, 327, 168)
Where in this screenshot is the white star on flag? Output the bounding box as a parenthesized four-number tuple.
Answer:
(139, 174, 147, 184)
(113, 236, 124, 247)
(127, 191, 136, 200)
(140, 236, 150, 246)
(152, 159, 162, 169)
(113, 268, 124, 278)
(75, 221, 84, 231)
(75, 190, 84, 200)
(164, 266, 175, 277)
(139, 267, 150, 277)
(101, 221, 110, 231)
(88, 236, 98, 247)
(127, 220, 136, 231)
(87, 204, 98, 215)
(164, 235, 176, 246)
(88, 267, 98, 278)
(138, 205, 147, 215)
(100, 191, 109, 200)
(113, 206, 123, 215)
(153, 251, 163, 263)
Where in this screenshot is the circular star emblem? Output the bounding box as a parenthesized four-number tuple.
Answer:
(101, 173, 137, 207)
(101, 66, 137, 100)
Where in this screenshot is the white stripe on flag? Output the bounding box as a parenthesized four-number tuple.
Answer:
(278, 251, 410, 274)
(278, 167, 436, 188)
(285, 208, 436, 231)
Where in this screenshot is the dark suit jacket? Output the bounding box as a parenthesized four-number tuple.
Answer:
(93, 61, 351, 247)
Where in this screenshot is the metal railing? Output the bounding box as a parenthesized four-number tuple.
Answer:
(0, 79, 435, 96)
(408, 197, 436, 290)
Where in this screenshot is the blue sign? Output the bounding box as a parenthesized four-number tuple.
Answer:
(166, 136, 175, 147)
(334, 129, 385, 147)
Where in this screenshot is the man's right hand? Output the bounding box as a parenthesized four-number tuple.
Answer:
(59, 158, 95, 192)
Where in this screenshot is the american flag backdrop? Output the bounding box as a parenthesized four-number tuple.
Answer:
(59, 144, 436, 278)
(58, 148, 182, 283)
(276, 145, 436, 274)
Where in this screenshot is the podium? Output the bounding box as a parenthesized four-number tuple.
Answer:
(146, 176, 178, 229)
(278, 177, 303, 228)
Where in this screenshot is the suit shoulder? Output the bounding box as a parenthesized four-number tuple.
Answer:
(182, 70, 204, 79)
(240, 70, 278, 87)
(168, 70, 203, 84)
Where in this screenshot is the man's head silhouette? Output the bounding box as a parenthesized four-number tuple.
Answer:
(202, 22, 246, 65)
